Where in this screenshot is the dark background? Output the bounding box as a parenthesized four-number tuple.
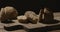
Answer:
(0, 0, 60, 15)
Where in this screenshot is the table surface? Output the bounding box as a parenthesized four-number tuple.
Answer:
(0, 12, 60, 32)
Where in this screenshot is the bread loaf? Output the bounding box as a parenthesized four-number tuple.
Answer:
(0, 6, 18, 21)
(24, 11, 38, 24)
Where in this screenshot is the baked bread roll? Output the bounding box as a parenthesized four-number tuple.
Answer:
(0, 6, 18, 21)
(24, 11, 38, 24)
(17, 15, 28, 23)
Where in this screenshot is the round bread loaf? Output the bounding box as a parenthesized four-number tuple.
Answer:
(24, 11, 38, 24)
(0, 6, 18, 21)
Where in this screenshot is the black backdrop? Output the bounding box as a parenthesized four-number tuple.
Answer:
(0, 0, 59, 15)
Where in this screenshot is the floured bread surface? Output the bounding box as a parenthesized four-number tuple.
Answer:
(17, 15, 27, 20)
(17, 15, 28, 23)
(24, 11, 38, 24)
(0, 6, 18, 21)
(24, 11, 37, 18)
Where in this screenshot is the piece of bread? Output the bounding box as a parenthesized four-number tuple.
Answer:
(0, 6, 18, 21)
(17, 15, 28, 23)
(24, 11, 38, 24)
